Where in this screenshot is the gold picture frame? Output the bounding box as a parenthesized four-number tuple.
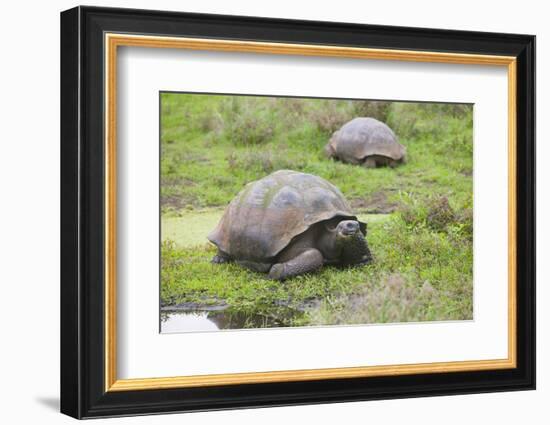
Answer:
(104, 34, 517, 392)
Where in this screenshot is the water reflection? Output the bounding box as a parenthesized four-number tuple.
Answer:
(160, 306, 305, 333)
(161, 311, 219, 333)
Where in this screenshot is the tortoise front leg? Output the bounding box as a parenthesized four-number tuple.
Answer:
(211, 249, 233, 264)
(268, 249, 324, 281)
(363, 157, 377, 168)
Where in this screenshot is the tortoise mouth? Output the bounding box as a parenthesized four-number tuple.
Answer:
(339, 228, 359, 237)
(356, 254, 373, 265)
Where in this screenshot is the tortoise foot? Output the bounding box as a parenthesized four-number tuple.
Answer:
(211, 254, 232, 264)
(267, 263, 286, 281)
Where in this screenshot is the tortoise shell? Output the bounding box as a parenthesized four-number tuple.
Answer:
(208, 170, 359, 261)
(327, 117, 406, 163)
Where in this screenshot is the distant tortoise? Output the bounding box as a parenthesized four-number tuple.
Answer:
(208, 170, 372, 280)
(325, 117, 406, 168)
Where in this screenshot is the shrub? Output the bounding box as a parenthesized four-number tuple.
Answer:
(352, 100, 392, 122)
(199, 111, 224, 134)
(227, 113, 274, 145)
(426, 196, 456, 231)
(276, 98, 309, 128)
(226, 150, 303, 175)
(386, 104, 419, 140)
(449, 204, 473, 239)
(221, 98, 276, 146)
(309, 101, 351, 134)
(400, 194, 457, 232)
(425, 103, 472, 118)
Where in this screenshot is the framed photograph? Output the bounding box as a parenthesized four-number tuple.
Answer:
(60, 6, 535, 419)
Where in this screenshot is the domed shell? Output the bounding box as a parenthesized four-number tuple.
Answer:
(328, 117, 406, 163)
(208, 170, 358, 261)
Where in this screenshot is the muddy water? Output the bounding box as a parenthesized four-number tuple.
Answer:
(160, 305, 306, 333)
(161, 311, 219, 333)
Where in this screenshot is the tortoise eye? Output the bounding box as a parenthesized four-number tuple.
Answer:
(324, 219, 340, 231)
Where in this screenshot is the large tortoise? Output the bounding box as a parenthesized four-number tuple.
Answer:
(208, 170, 372, 280)
(325, 117, 406, 168)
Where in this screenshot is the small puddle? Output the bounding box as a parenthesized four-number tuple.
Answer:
(161, 311, 219, 333)
(160, 304, 307, 333)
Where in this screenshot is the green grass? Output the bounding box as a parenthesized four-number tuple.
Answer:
(161, 214, 473, 326)
(161, 95, 473, 214)
(160, 93, 473, 327)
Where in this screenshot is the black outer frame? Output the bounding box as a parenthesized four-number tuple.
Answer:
(60, 5, 535, 419)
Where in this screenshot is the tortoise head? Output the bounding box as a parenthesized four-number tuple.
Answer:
(334, 220, 360, 237)
(323, 218, 372, 266)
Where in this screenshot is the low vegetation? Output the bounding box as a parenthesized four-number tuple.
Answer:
(160, 93, 473, 328)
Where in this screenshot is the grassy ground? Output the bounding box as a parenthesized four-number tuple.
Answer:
(160, 93, 473, 328)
